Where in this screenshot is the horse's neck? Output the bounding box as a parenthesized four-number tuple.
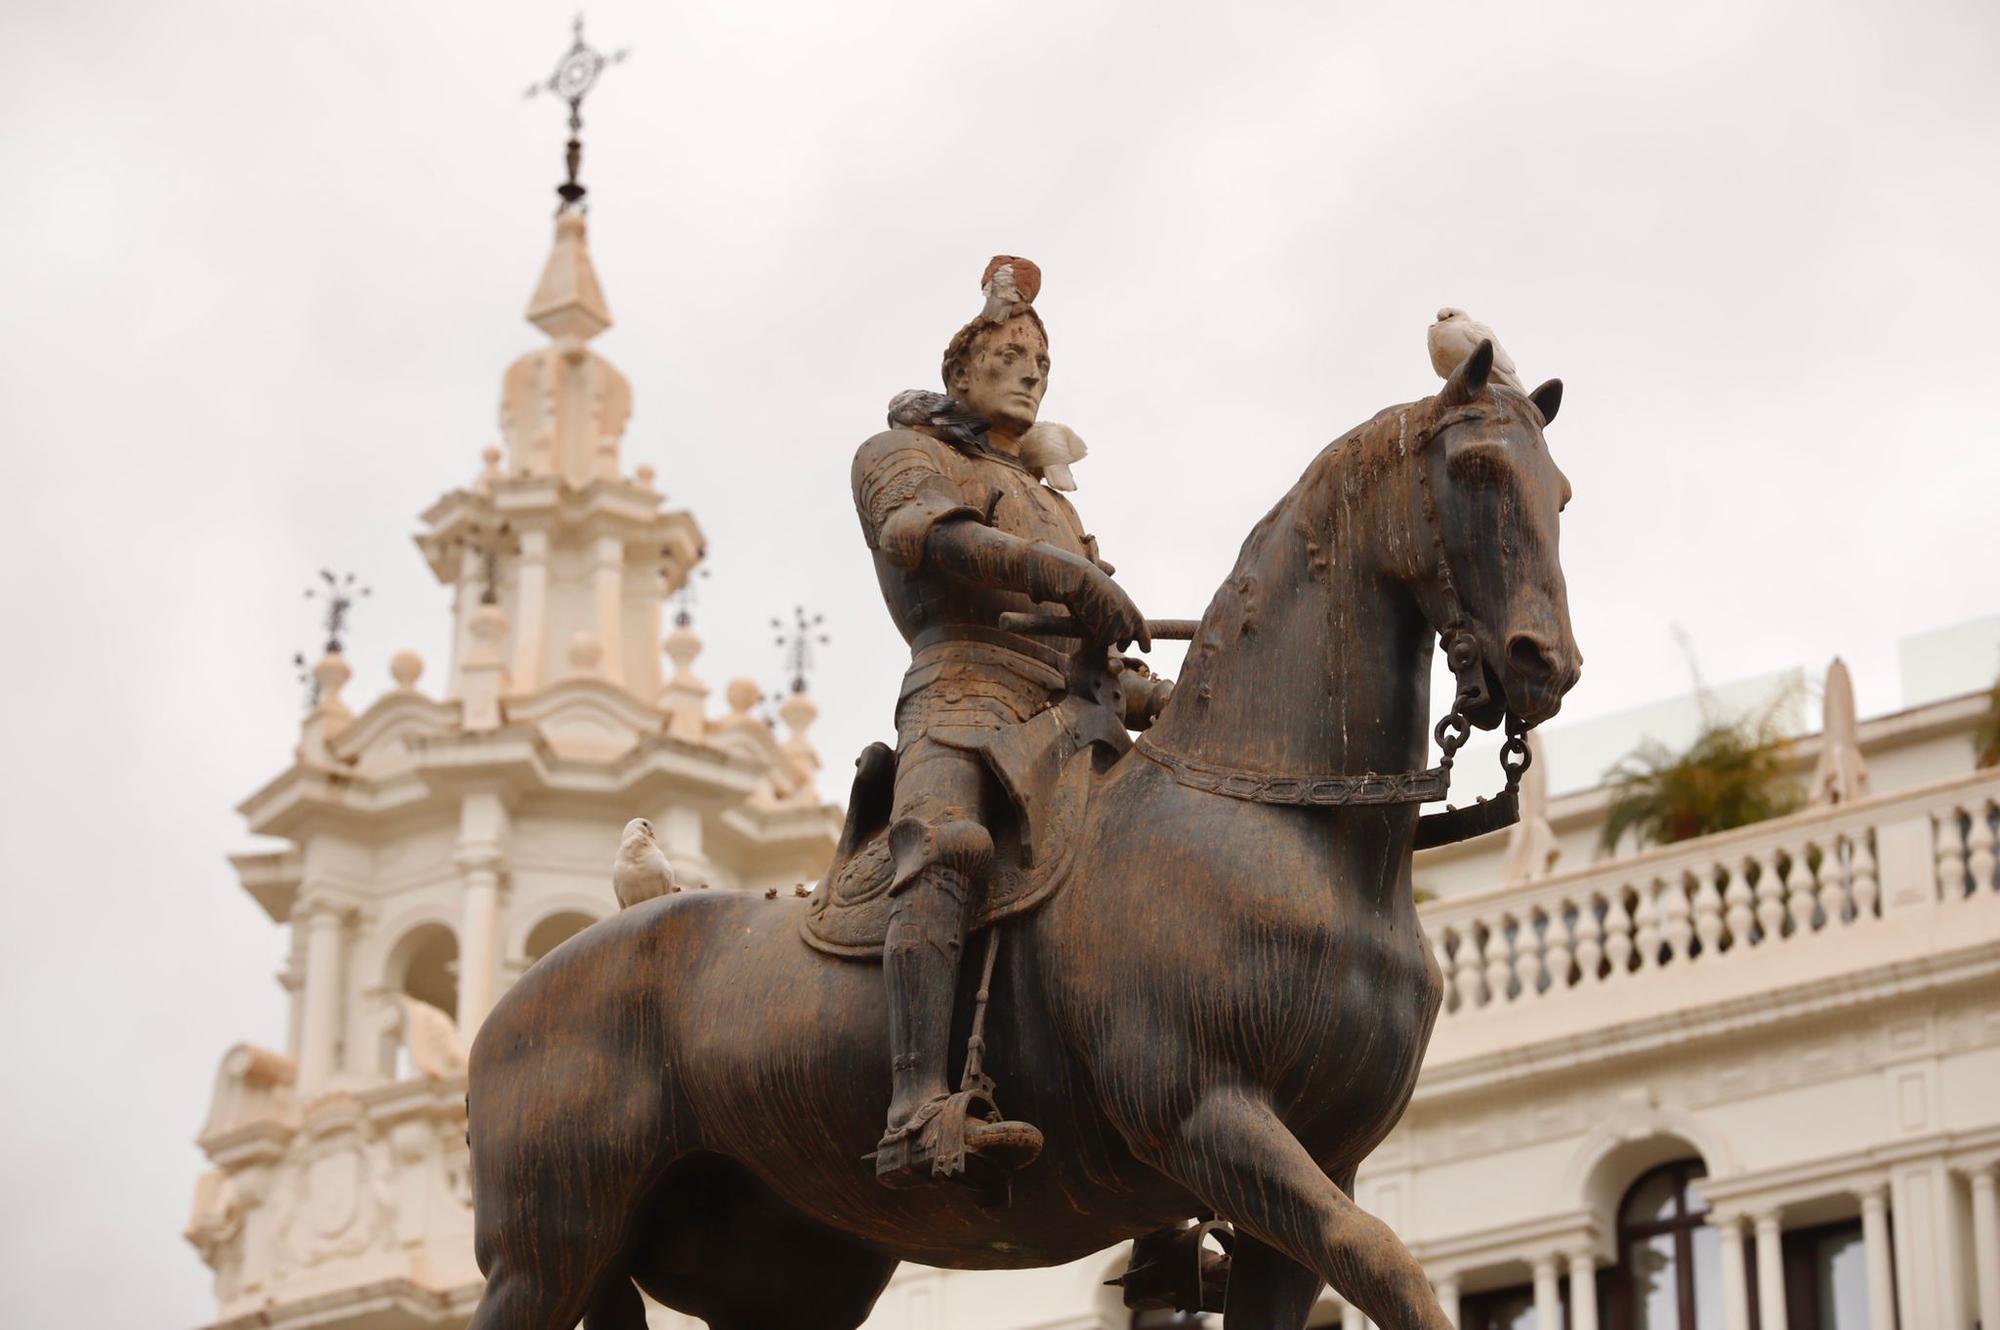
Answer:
(1150, 443, 1434, 782)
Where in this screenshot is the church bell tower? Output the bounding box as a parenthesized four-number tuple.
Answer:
(184, 26, 839, 1326)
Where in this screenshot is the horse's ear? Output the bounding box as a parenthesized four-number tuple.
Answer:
(1529, 378, 1563, 426)
(1438, 340, 1493, 408)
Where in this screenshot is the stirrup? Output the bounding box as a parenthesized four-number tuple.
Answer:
(868, 1089, 1043, 1189)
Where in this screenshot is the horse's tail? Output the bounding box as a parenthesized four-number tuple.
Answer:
(464, 902, 689, 1330)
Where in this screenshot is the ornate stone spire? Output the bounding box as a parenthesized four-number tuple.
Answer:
(500, 212, 632, 487)
(526, 211, 612, 340)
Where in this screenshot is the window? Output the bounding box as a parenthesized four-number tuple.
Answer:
(1610, 1159, 1726, 1330)
(1782, 1221, 1871, 1330)
(1462, 1283, 1540, 1330)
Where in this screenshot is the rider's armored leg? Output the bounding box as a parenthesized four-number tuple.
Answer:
(882, 817, 986, 1130)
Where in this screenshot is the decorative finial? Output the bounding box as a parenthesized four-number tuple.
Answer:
(291, 569, 370, 708)
(305, 569, 371, 653)
(772, 605, 829, 695)
(669, 563, 711, 627)
(461, 522, 515, 606)
(524, 14, 628, 214)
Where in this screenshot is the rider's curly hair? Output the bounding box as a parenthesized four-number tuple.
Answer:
(940, 307, 1048, 392)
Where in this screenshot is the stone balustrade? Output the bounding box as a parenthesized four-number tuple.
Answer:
(1424, 767, 2000, 1016)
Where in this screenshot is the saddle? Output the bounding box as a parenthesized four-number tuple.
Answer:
(803, 692, 1130, 958)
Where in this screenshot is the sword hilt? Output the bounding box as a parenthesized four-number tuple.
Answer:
(998, 612, 1200, 640)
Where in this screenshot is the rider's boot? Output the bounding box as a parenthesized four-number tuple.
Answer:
(875, 821, 1043, 1188)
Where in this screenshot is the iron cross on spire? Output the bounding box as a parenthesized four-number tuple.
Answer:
(772, 606, 830, 695)
(524, 14, 628, 213)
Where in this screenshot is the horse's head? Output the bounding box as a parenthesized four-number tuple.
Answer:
(1409, 341, 1581, 728)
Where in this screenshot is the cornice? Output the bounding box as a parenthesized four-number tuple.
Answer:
(329, 690, 460, 764)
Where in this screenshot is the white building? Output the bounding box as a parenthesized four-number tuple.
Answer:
(187, 197, 2000, 1330)
(186, 203, 841, 1330)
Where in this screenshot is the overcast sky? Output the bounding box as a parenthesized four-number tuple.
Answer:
(2, 1, 1996, 1325)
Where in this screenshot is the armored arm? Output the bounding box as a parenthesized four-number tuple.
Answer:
(923, 519, 1149, 649)
(854, 431, 1149, 647)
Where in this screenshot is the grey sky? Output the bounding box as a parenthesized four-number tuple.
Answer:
(1, 1, 1995, 1324)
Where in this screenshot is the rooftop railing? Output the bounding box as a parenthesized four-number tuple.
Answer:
(1423, 767, 2000, 1016)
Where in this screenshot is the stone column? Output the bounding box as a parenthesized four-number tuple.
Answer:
(1340, 1301, 1366, 1330)
(1969, 1165, 2000, 1330)
(1434, 1276, 1460, 1329)
(593, 534, 626, 687)
(510, 527, 549, 692)
(1853, 1185, 1896, 1330)
(449, 544, 480, 698)
(1715, 1214, 1753, 1330)
(455, 792, 510, 1039)
(1533, 1254, 1561, 1330)
(1754, 1211, 1789, 1330)
(296, 897, 351, 1092)
(1567, 1247, 1599, 1330)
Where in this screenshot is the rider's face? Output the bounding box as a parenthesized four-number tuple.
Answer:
(954, 316, 1049, 434)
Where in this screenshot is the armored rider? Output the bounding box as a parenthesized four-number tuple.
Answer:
(852, 257, 1153, 1188)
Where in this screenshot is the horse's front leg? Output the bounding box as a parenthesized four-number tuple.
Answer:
(1225, 1233, 1324, 1330)
(1155, 1087, 1447, 1330)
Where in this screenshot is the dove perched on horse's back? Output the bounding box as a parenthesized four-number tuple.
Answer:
(612, 817, 677, 908)
(1428, 308, 1524, 393)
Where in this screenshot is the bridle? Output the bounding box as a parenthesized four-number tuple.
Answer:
(1133, 408, 1536, 850)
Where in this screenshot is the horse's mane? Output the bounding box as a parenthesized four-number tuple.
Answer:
(1179, 401, 1421, 681)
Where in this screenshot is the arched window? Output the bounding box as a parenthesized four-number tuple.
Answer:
(1611, 1159, 1723, 1330)
(393, 923, 460, 1021)
(524, 910, 599, 965)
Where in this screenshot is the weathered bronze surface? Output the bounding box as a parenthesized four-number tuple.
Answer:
(463, 303, 1579, 1328)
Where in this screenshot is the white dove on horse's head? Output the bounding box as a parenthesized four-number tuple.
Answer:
(1428, 307, 1525, 394)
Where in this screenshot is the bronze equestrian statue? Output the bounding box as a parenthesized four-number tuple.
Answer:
(463, 261, 1580, 1330)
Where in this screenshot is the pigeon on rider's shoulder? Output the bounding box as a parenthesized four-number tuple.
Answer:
(612, 818, 678, 909)
(887, 389, 990, 451)
(979, 255, 1042, 324)
(1019, 422, 1088, 492)
(1428, 308, 1525, 393)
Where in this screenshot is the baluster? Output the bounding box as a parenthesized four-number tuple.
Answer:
(1603, 890, 1634, 979)
(1723, 863, 1755, 948)
(1486, 918, 1517, 1003)
(1935, 806, 1969, 900)
(1754, 851, 1788, 941)
(1967, 805, 1997, 896)
(1432, 932, 1458, 1013)
(1661, 874, 1694, 965)
(1453, 926, 1487, 1009)
(1544, 903, 1574, 994)
(1574, 895, 1604, 985)
(1632, 883, 1662, 972)
(1520, 911, 1550, 997)
(1850, 834, 1880, 918)
(1692, 867, 1724, 956)
(1786, 843, 1821, 934)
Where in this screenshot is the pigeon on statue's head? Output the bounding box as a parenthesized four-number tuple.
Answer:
(1428, 308, 1525, 393)
(612, 817, 677, 908)
(979, 255, 1042, 325)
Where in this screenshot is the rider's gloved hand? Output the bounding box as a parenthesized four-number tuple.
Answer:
(1024, 544, 1150, 651)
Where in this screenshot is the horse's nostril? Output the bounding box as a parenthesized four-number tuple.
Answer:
(1506, 634, 1556, 683)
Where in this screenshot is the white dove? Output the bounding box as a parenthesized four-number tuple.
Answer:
(1428, 308, 1524, 393)
(396, 995, 468, 1078)
(612, 817, 678, 908)
(1019, 422, 1088, 492)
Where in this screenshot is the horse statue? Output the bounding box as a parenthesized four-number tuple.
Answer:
(464, 342, 1580, 1330)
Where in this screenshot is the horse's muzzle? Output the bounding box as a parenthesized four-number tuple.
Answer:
(1503, 631, 1581, 724)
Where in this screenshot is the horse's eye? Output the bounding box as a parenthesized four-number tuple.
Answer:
(1447, 444, 1509, 488)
